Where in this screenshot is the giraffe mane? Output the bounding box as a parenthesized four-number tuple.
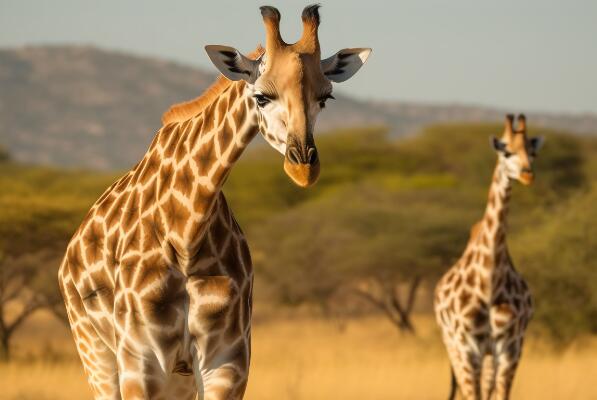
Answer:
(469, 221, 483, 241)
(161, 45, 265, 125)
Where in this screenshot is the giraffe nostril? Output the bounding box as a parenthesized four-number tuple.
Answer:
(307, 147, 318, 165)
(287, 147, 301, 165)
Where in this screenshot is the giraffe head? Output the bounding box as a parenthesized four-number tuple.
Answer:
(205, 4, 371, 187)
(491, 114, 544, 185)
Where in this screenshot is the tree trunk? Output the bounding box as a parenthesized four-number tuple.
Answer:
(0, 334, 9, 362)
(0, 299, 43, 362)
(388, 276, 421, 334)
(393, 309, 416, 333)
(352, 275, 422, 335)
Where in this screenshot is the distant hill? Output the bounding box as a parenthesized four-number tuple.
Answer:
(1, 45, 596, 170)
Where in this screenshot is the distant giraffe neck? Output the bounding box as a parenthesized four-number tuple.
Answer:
(481, 161, 512, 256)
(134, 80, 259, 260)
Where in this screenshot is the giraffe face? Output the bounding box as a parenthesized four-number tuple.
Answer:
(492, 114, 544, 185)
(250, 50, 331, 188)
(205, 5, 371, 187)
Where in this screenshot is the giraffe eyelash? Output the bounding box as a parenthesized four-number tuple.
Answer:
(319, 94, 335, 108)
(253, 93, 272, 107)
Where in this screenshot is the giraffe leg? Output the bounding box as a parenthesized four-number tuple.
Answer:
(111, 255, 197, 399)
(60, 270, 120, 400)
(116, 345, 196, 400)
(448, 367, 458, 400)
(492, 338, 522, 400)
(186, 275, 251, 400)
(114, 306, 196, 399)
(115, 341, 163, 399)
(114, 294, 196, 399)
(447, 345, 483, 400)
(480, 354, 496, 400)
(162, 373, 198, 400)
(193, 340, 250, 400)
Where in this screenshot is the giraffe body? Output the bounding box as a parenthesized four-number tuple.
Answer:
(58, 5, 370, 399)
(59, 80, 259, 399)
(434, 115, 543, 400)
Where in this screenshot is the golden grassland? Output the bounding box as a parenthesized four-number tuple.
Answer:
(1, 311, 596, 400)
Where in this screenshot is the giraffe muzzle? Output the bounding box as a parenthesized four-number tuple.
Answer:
(286, 144, 318, 165)
(283, 144, 320, 187)
(519, 168, 534, 185)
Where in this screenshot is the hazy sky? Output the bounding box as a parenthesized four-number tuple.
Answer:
(2, 0, 596, 113)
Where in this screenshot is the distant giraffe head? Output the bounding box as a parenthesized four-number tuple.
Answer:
(491, 114, 544, 185)
(205, 4, 371, 187)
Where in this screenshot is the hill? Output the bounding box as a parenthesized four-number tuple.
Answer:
(1, 45, 596, 170)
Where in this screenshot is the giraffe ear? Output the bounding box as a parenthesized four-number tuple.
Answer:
(529, 136, 545, 153)
(321, 48, 372, 83)
(205, 45, 261, 83)
(491, 136, 507, 152)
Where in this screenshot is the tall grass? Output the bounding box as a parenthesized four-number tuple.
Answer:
(1, 313, 596, 400)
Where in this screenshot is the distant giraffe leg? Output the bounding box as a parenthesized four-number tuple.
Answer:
(493, 338, 522, 400)
(448, 345, 482, 400)
(480, 354, 496, 400)
(60, 270, 120, 399)
(448, 367, 458, 400)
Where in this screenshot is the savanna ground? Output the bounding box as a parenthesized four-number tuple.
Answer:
(1, 309, 596, 400)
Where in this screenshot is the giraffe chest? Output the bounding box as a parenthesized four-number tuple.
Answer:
(488, 266, 533, 334)
(435, 261, 532, 343)
(111, 202, 253, 368)
(115, 196, 252, 308)
(183, 204, 254, 366)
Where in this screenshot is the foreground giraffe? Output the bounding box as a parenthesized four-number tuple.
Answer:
(434, 115, 544, 400)
(58, 5, 371, 399)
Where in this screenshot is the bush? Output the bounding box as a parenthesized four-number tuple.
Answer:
(511, 185, 597, 341)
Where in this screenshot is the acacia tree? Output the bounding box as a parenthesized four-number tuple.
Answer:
(336, 214, 462, 335)
(250, 183, 474, 334)
(0, 252, 49, 360)
(0, 163, 99, 360)
(350, 276, 421, 333)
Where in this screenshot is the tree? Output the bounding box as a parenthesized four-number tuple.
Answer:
(0, 251, 58, 361)
(351, 276, 421, 333)
(250, 182, 476, 333)
(0, 163, 111, 340)
(511, 185, 597, 342)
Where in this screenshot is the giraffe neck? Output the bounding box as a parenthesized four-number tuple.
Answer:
(179, 80, 259, 194)
(480, 160, 512, 256)
(140, 80, 259, 261)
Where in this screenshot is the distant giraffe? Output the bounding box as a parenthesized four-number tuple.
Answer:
(58, 5, 371, 400)
(434, 114, 544, 400)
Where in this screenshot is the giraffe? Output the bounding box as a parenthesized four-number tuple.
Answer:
(434, 114, 544, 400)
(58, 5, 371, 400)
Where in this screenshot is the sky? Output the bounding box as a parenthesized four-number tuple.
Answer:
(1, 0, 596, 114)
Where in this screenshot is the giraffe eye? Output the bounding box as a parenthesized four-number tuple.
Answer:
(319, 94, 335, 108)
(254, 94, 271, 108)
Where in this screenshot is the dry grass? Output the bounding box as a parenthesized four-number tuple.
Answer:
(1, 312, 596, 400)
(0, 362, 89, 400)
